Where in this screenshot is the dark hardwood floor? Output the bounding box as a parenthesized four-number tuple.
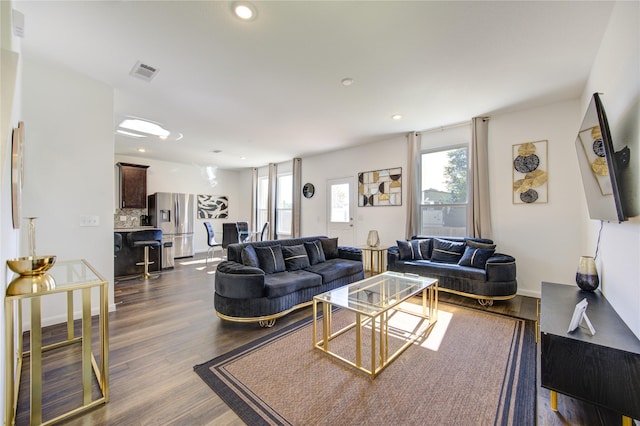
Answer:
(13, 254, 626, 425)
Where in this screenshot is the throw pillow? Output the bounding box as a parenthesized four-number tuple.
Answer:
(241, 245, 260, 268)
(304, 240, 326, 265)
(417, 238, 433, 259)
(320, 237, 339, 259)
(430, 238, 466, 263)
(458, 246, 495, 269)
(254, 245, 286, 274)
(281, 244, 311, 271)
(397, 240, 423, 260)
(466, 239, 497, 250)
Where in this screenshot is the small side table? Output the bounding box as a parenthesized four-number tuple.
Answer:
(359, 246, 388, 275)
(4, 259, 109, 425)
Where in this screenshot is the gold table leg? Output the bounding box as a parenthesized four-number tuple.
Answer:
(82, 288, 92, 405)
(30, 297, 43, 424)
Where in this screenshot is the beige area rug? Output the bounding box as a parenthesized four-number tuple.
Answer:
(194, 303, 536, 426)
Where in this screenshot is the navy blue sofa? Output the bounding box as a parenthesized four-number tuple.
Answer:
(387, 236, 517, 306)
(214, 236, 363, 326)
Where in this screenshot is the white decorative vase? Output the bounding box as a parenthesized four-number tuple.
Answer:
(366, 230, 380, 247)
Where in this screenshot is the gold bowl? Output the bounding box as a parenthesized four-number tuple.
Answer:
(7, 255, 56, 276)
(6, 273, 56, 295)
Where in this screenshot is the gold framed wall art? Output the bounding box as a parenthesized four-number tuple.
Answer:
(512, 140, 548, 204)
(358, 167, 402, 207)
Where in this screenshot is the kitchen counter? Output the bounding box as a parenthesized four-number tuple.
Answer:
(114, 228, 163, 277)
(114, 226, 158, 232)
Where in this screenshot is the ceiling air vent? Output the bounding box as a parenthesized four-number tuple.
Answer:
(130, 61, 159, 82)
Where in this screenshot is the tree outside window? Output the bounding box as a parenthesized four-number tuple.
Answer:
(420, 145, 468, 236)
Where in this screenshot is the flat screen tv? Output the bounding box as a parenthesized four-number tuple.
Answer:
(575, 93, 629, 222)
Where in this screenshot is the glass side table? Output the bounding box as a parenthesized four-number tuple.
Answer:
(4, 259, 109, 425)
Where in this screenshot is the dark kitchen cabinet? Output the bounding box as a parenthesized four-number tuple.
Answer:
(117, 163, 149, 208)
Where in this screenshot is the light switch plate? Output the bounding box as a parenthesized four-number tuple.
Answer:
(80, 215, 100, 227)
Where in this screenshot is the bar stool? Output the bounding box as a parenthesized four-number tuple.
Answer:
(127, 229, 163, 280)
(114, 233, 123, 256)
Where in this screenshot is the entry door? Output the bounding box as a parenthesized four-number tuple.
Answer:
(327, 177, 356, 246)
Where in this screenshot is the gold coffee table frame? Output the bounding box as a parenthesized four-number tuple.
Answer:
(4, 259, 109, 426)
(313, 271, 438, 379)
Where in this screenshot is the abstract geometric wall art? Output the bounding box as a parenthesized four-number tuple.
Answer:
(358, 167, 402, 207)
(512, 140, 548, 204)
(197, 195, 229, 218)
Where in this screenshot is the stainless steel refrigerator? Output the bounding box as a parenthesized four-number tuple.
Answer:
(148, 192, 195, 258)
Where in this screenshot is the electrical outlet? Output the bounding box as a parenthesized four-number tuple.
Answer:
(80, 215, 100, 227)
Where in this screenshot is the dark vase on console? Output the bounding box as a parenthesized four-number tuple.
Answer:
(576, 256, 599, 291)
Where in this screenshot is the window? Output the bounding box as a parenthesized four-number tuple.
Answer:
(419, 145, 468, 237)
(330, 182, 350, 223)
(276, 174, 292, 237)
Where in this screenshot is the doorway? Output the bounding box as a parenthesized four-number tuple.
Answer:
(327, 177, 356, 246)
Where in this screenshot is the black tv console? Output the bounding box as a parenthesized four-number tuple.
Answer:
(540, 282, 640, 425)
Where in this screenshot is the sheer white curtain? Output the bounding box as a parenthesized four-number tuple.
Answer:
(250, 167, 258, 232)
(469, 117, 492, 238)
(405, 131, 421, 239)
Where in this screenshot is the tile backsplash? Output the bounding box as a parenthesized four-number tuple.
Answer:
(114, 208, 147, 228)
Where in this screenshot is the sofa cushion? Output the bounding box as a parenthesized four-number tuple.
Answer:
(416, 238, 433, 259)
(305, 258, 363, 284)
(264, 270, 322, 298)
(466, 240, 496, 250)
(397, 240, 423, 260)
(320, 237, 339, 259)
(458, 246, 495, 269)
(255, 245, 286, 274)
(431, 238, 465, 263)
(305, 240, 326, 265)
(241, 245, 260, 268)
(282, 244, 311, 271)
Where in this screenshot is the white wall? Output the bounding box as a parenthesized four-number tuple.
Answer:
(489, 100, 586, 298)
(300, 136, 407, 247)
(580, 1, 640, 338)
(115, 154, 247, 253)
(1, 0, 21, 421)
(21, 53, 115, 325)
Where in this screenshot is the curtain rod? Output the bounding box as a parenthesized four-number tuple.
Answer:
(419, 119, 472, 135)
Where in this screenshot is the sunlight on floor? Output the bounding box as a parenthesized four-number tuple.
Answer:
(178, 257, 222, 274)
(384, 302, 453, 352)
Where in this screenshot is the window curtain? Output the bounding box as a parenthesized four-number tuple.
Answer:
(469, 117, 492, 239)
(292, 158, 302, 238)
(268, 163, 277, 240)
(405, 131, 421, 239)
(250, 167, 258, 232)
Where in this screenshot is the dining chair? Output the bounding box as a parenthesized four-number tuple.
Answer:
(222, 222, 241, 248)
(236, 221, 251, 242)
(260, 221, 269, 241)
(203, 222, 223, 266)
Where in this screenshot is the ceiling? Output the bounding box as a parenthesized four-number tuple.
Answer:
(15, 1, 614, 170)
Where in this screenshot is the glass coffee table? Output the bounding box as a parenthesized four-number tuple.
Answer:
(313, 271, 438, 379)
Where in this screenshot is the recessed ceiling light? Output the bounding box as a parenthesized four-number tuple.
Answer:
(233, 2, 257, 20)
(119, 118, 170, 138)
(391, 114, 403, 120)
(137, 148, 146, 153)
(116, 129, 146, 138)
(341, 78, 354, 86)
